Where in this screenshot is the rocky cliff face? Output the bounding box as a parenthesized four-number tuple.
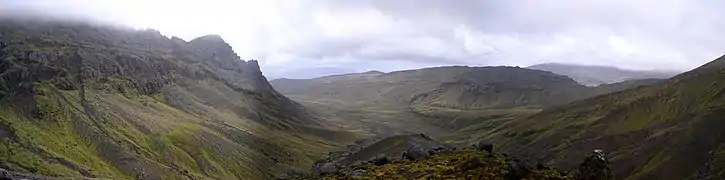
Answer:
(0, 20, 350, 179)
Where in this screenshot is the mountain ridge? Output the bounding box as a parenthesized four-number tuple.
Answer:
(270, 65, 661, 141)
(271, 66, 592, 110)
(0, 19, 353, 179)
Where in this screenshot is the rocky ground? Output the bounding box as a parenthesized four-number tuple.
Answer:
(1, 168, 47, 180)
(279, 134, 613, 180)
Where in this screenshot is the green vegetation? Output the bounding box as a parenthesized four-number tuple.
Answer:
(0, 20, 353, 179)
(271, 66, 592, 110)
(470, 55, 725, 179)
(317, 149, 572, 180)
(270, 64, 657, 141)
(3, 18, 724, 180)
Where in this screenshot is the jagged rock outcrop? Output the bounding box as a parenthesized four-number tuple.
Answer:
(576, 150, 613, 180)
(475, 140, 494, 152)
(0, 168, 45, 180)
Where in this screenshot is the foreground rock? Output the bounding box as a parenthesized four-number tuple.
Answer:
(280, 134, 614, 180)
(575, 149, 613, 180)
(287, 149, 571, 179)
(0, 168, 46, 180)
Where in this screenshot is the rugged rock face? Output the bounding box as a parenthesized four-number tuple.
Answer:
(576, 150, 613, 180)
(0, 20, 351, 179)
(0, 168, 46, 180)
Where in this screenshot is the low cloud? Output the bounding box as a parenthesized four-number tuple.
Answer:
(2, 0, 724, 78)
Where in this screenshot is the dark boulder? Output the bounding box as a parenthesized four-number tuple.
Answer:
(0, 168, 11, 180)
(576, 149, 613, 180)
(346, 169, 366, 178)
(418, 133, 433, 140)
(403, 147, 430, 161)
(475, 140, 494, 152)
(372, 155, 391, 166)
(315, 163, 339, 175)
(433, 145, 453, 151)
(427, 149, 436, 156)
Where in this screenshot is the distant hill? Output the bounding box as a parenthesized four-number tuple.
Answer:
(271, 66, 591, 110)
(477, 56, 725, 179)
(527, 63, 678, 86)
(271, 66, 660, 138)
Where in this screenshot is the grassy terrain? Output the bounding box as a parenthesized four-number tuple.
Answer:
(320, 149, 572, 180)
(271, 66, 592, 110)
(271, 65, 657, 140)
(270, 48, 721, 179)
(0, 20, 356, 179)
(469, 55, 725, 179)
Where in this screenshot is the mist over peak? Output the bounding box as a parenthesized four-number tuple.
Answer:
(2, 0, 724, 79)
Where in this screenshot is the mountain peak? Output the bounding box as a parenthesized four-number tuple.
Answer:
(0, 20, 337, 179)
(189, 34, 235, 54)
(190, 34, 224, 42)
(363, 70, 384, 74)
(187, 34, 246, 71)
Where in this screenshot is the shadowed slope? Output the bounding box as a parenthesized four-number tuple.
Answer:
(483, 55, 725, 179)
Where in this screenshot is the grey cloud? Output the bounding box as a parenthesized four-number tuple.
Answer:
(273, 0, 725, 74)
(2, 0, 725, 78)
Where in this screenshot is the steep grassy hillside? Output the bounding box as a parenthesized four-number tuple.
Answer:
(0, 20, 354, 179)
(476, 55, 725, 179)
(527, 63, 676, 86)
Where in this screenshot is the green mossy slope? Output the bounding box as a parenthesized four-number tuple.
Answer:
(478, 55, 725, 179)
(0, 20, 355, 179)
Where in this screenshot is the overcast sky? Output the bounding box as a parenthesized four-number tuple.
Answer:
(2, 0, 725, 79)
